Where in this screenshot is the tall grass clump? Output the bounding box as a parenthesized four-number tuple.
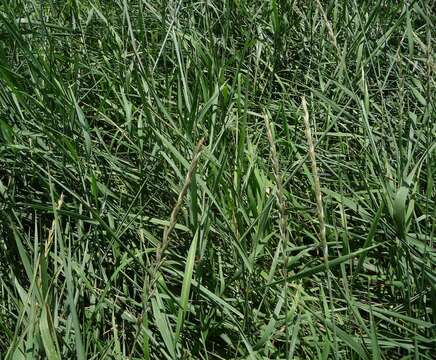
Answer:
(0, 0, 435, 359)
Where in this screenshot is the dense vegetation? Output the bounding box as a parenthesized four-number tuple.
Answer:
(0, 0, 435, 358)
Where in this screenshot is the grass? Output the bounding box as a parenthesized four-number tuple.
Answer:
(0, 0, 435, 358)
